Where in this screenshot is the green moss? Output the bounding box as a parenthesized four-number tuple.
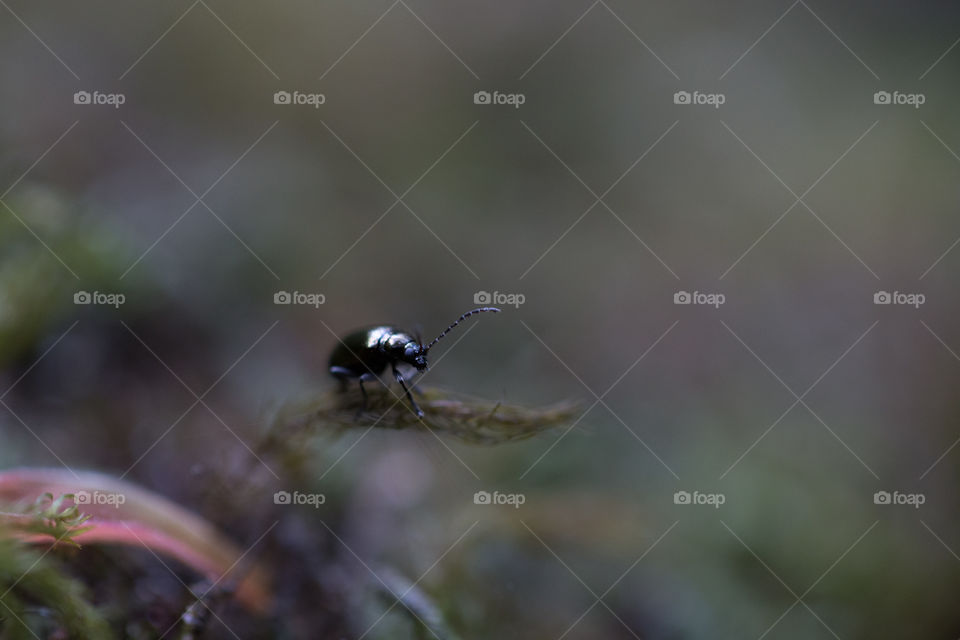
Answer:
(0, 535, 113, 639)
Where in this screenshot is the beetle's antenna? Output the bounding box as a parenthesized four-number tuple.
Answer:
(425, 307, 501, 352)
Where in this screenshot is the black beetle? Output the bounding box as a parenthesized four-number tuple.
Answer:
(329, 307, 501, 417)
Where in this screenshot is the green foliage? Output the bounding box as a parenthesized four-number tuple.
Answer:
(0, 493, 109, 638)
(0, 535, 112, 639)
(0, 189, 142, 367)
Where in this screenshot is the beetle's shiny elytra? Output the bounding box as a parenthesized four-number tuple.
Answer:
(329, 307, 501, 417)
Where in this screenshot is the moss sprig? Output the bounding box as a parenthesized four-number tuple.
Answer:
(0, 492, 92, 547)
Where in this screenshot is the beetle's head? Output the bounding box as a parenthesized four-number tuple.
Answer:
(403, 341, 428, 371)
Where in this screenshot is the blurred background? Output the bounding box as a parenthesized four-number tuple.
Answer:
(1, 1, 959, 637)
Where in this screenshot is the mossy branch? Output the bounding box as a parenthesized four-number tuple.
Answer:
(0, 469, 273, 615)
(265, 385, 581, 447)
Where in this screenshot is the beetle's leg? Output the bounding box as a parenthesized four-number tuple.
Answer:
(392, 363, 423, 417)
(409, 374, 426, 397)
(357, 378, 368, 417)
